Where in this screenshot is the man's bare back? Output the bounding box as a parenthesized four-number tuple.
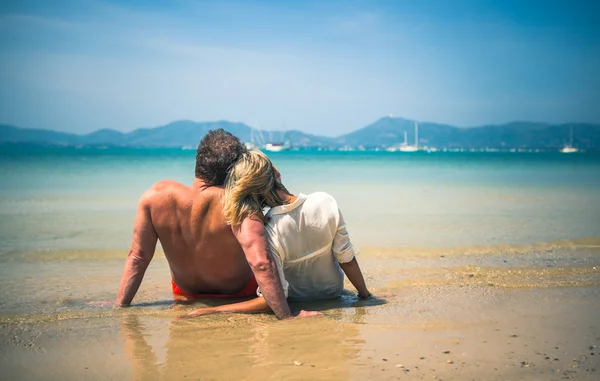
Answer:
(115, 179, 255, 305)
(148, 179, 254, 294)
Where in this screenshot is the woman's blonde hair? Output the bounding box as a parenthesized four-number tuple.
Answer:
(223, 150, 286, 226)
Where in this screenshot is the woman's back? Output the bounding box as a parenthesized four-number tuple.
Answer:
(265, 192, 358, 301)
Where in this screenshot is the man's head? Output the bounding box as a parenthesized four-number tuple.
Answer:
(195, 129, 248, 186)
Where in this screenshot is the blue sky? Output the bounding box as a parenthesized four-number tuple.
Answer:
(0, 0, 598, 136)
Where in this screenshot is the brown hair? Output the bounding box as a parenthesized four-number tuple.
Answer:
(195, 129, 248, 186)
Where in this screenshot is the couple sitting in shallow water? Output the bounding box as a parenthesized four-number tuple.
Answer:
(115, 129, 370, 319)
(184, 150, 371, 317)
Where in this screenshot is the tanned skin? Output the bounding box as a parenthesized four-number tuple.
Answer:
(115, 178, 293, 319)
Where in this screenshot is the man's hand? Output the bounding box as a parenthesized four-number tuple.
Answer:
(178, 308, 217, 319)
(294, 310, 322, 318)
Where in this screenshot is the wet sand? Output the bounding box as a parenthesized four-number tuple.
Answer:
(1, 239, 599, 380)
(1, 285, 598, 380)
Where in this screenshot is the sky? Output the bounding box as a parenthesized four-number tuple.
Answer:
(0, 0, 599, 136)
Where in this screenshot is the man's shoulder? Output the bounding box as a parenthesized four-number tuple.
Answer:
(142, 180, 224, 206)
(150, 179, 185, 192)
(140, 180, 186, 204)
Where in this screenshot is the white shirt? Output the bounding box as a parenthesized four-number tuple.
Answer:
(259, 192, 358, 301)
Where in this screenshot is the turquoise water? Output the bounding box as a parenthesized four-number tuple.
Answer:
(0, 147, 599, 316)
(1, 148, 599, 252)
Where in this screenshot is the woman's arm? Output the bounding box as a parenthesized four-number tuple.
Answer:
(183, 296, 272, 318)
(332, 208, 371, 299)
(339, 257, 371, 299)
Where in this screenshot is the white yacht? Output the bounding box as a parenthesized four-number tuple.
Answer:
(264, 142, 289, 152)
(560, 126, 579, 153)
(263, 130, 290, 152)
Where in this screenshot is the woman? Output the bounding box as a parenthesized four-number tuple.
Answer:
(185, 150, 371, 317)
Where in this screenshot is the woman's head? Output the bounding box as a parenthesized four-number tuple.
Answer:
(223, 150, 286, 226)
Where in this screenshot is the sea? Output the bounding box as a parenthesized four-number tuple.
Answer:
(1, 147, 599, 380)
(2, 147, 599, 251)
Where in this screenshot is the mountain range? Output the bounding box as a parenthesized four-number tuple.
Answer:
(1, 117, 599, 150)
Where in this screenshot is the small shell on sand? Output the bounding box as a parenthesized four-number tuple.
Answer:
(293, 361, 303, 366)
(396, 364, 404, 368)
(446, 360, 454, 364)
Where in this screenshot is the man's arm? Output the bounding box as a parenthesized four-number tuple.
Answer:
(183, 296, 271, 318)
(116, 194, 158, 307)
(232, 217, 292, 319)
(181, 296, 322, 319)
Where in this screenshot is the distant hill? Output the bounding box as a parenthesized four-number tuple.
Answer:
(1, 117, 599, 150)
(123, 121, 250, 147)
(0, 121, 328, 148)
(0, 124, 81, 146)
(336, 117, 600, 150)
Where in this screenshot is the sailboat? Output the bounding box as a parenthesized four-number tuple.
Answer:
(263, 129, 290, 152)
(386, 131, 406, 152)
(264, 142, 289, 152)
(244, 128, 258, 150)
(398, 121, 420, 152)
(560, 126, 578, 153)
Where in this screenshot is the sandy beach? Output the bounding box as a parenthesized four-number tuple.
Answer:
(1, 238, 599, 381)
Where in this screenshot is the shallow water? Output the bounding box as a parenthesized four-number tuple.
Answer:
(1, 149, 600, 379)
(1, 150, 599, 315)
(1, 150, 599, 252)
(0, 237, 598, 321)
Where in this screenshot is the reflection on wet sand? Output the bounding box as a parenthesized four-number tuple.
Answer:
(1, 238, 599, 380)
(121, 311, 364, 380)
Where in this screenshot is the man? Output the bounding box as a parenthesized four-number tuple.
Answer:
(115, 129, 301, 319)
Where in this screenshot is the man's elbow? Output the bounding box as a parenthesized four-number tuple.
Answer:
(128, 249, 152, 268)
(247, 258, 273, 274)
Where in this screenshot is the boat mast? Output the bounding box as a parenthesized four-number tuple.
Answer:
(415, 121, 419, 147)
(570, 125, 574, 146)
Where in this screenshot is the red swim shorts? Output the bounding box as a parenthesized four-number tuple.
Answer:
(171, 277, 258, 299)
